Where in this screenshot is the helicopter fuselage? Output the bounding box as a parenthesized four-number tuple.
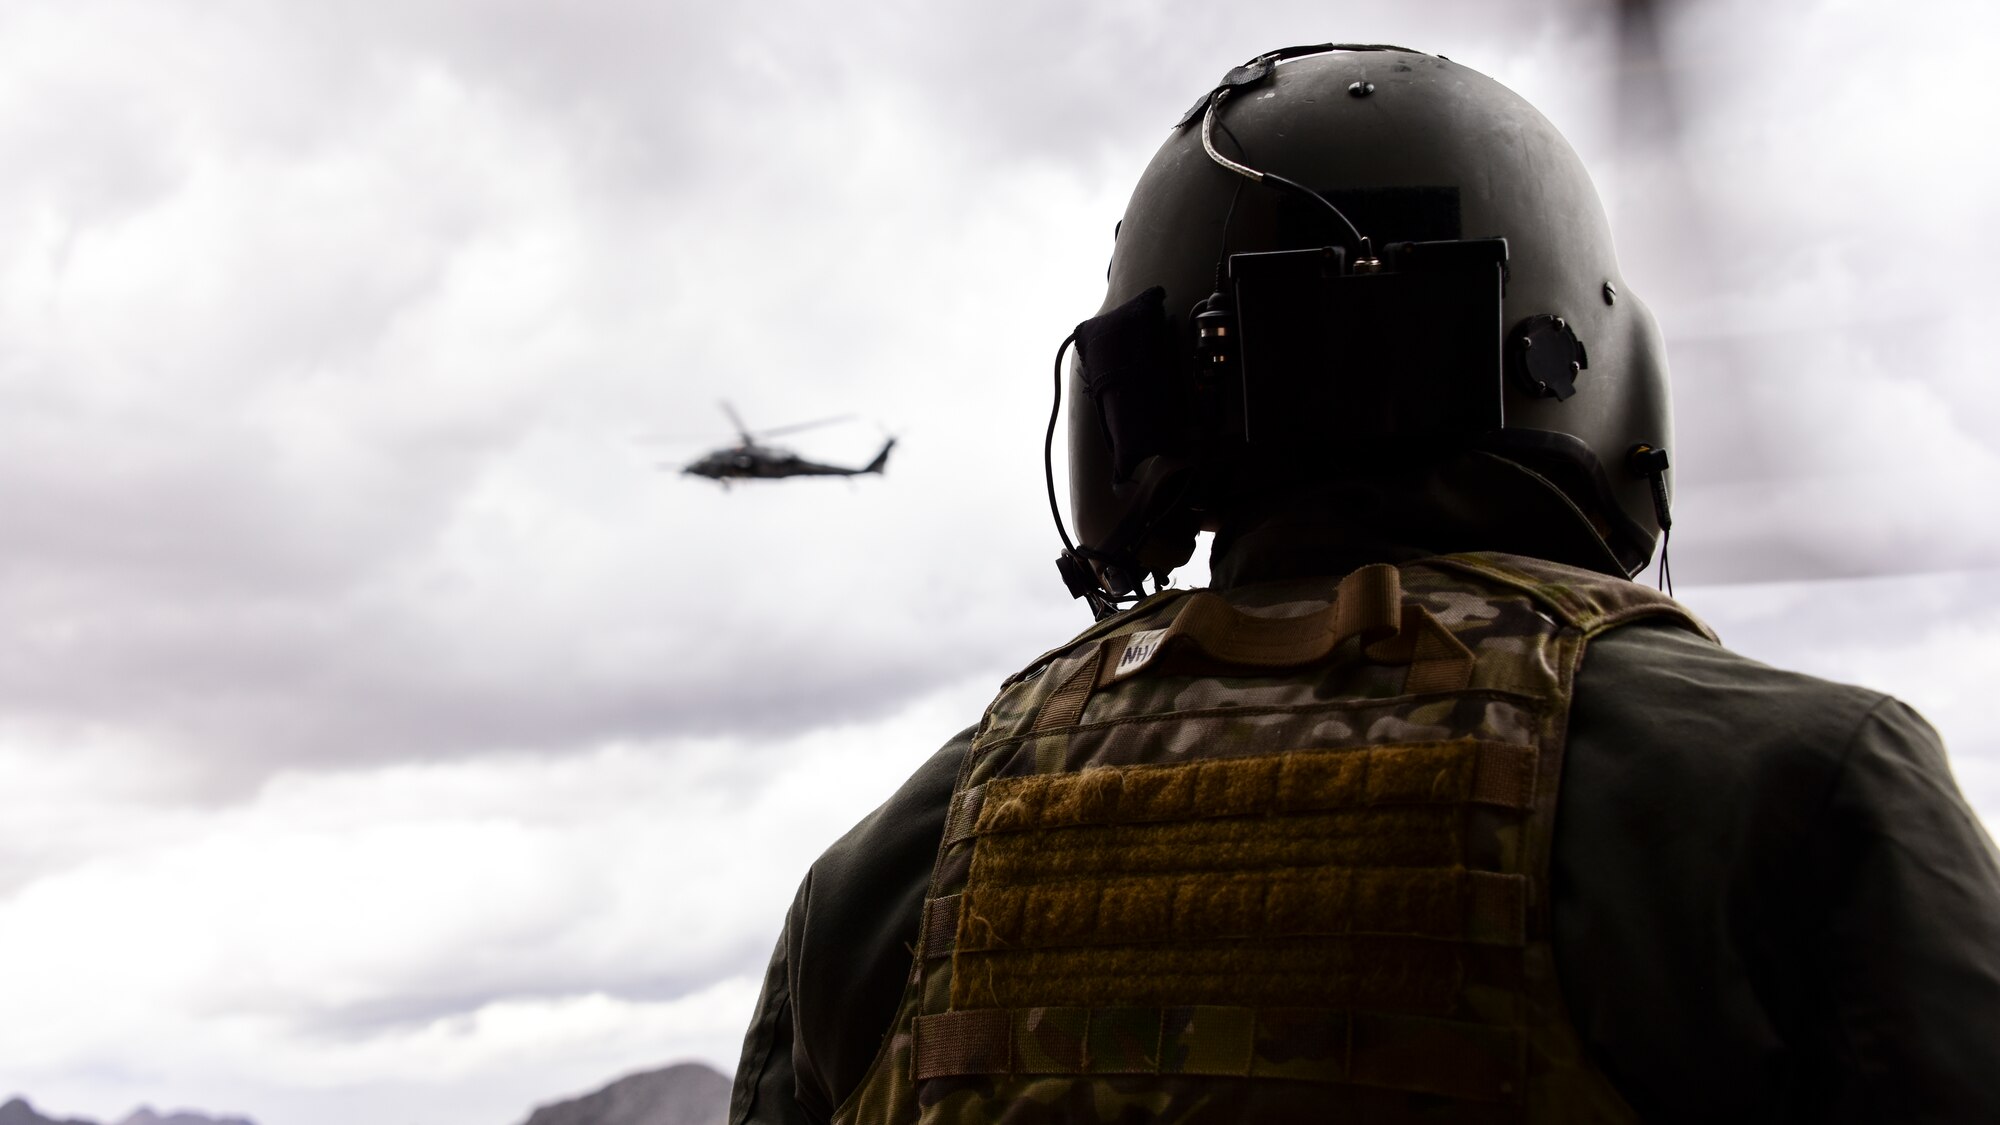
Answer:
(681, 438, 894, 482)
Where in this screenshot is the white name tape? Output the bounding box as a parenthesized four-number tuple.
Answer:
(1114, 628, 1170, 680)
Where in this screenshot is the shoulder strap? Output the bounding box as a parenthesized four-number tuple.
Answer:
(1426, 552, 1719, 643)
(1028, 564, 1476, 734)
(1000, 588, 1195, 689)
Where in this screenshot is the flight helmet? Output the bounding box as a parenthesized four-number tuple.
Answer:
(1051, 44, 1672, 614)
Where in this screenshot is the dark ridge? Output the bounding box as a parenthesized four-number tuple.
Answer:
(517, 1062, 730, 1125)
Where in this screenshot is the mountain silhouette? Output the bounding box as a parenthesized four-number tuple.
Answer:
(0, 1098, 94, 1125)
(117, 1110, 254, 1125)
(517, 1063, 728, 1125)
(0, 1098, 252, 1125)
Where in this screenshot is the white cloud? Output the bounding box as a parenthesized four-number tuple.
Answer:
(0, 673, 995, 1125)
(0, 0, 1996, 1122)
(0, 0, 1114, 780)
(1600, 0, 2000, 581)
(17, 984, 761, 1125)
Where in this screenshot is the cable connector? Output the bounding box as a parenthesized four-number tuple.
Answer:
(1056, 550, 1097, 601)
(1628, 444, 1674, 594)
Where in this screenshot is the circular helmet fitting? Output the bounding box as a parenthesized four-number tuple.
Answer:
(1062, 45, 1670, 604)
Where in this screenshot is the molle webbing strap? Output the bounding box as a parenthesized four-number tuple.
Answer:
(949, 933, 1507, 1012)
(912, 1006, 1522, 1102)
(1031, 648, 1104, 733)
(911, 1007, 1010, 1079)
(974, 740, 1537, 836)
(940, 784, 987, 848)
(921, 895, 960, 960)
(1365, 606, 1476, 694)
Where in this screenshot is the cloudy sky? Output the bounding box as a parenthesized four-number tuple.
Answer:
(1, 1, 1995, 1123)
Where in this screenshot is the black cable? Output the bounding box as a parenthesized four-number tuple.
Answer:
(1200, 90, 1370, 260)
(1649, 470, 1674, 596)
(1217, 112, 1365, 254)
(1264, 170, 1369, 258)
(1045, 331, 1150, 620)
(1215, 118, 1248, 160)
(1212, 177, 1245, 290)
(1046, 331, 1079, 555)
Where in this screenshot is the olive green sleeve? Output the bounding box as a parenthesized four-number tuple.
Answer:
(729, 727, 973, 1123)
(1808, 696, 2000, 1120)
(729, 895, 812, 1125)
(1560, 621, 2000, 1120)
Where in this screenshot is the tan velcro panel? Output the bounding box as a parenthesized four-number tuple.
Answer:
(958, 867, 1527, 951)
(970, 808, 1464, 884)
(974, 741, 1538, 837)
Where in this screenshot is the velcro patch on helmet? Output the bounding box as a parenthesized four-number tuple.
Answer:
(1174, 58, 1275, 128)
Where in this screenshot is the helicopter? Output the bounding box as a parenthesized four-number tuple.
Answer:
(677, 402, 895, 484)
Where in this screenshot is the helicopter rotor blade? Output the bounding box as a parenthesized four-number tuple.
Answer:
(1614, 0, 1681, 151)
(719, 400, 754, 446)
(631, 431, 711, 449)
(754, 414, 857, 440)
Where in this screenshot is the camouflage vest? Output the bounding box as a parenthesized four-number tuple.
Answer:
(837, 552, 1713, 1125)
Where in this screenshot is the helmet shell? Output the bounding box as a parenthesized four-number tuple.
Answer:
(1069, 47, 1669, 580)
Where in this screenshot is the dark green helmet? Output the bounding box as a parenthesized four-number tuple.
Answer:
(1057, 45, 1670, 609)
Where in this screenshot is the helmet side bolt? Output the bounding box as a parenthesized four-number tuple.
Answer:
(1348, 81, 1375, 97)
(1603, 281, 1618, 305)
(1506, 313, 1588, 401)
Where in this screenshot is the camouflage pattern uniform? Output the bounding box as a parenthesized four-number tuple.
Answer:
(732, 539, 2000, 1123)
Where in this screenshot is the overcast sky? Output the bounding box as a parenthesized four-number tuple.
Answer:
(2, 1, 1996, 1123)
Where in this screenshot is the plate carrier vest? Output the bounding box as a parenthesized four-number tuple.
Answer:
(837, 552, 1714, 1125)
